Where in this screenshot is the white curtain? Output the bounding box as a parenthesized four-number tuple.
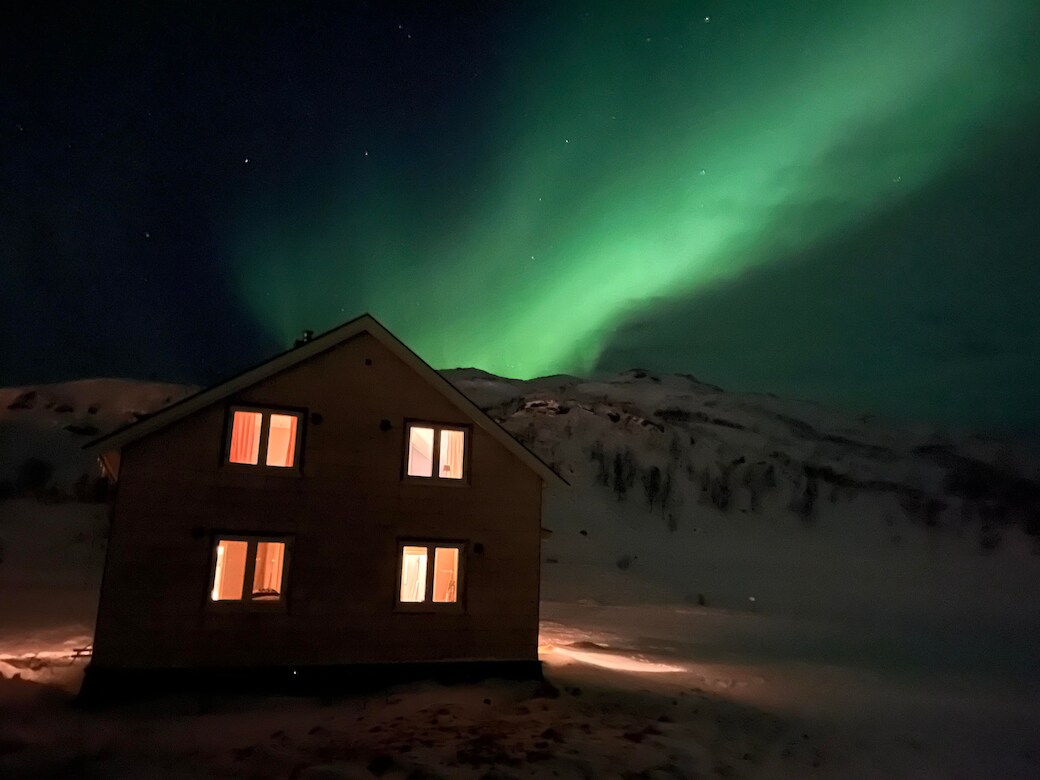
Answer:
(400, 546, 428, 602)
(252, 542, 285, 598)
(439, 429, 465, 479)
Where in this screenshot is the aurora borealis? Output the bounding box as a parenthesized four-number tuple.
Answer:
(3, 2, 1039, 432)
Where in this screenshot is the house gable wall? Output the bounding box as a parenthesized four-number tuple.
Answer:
(92, 332, 542, 669)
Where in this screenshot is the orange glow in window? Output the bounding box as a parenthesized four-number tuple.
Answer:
(211, 540, 248, 600)
(407, 427, 435, 477)
(400, 545, 428, 602)
(432, 547, 459, 602)
(252, 541, 286, 600)
(228, 411, 262, 464)
(439, 429, 465, 479)
(265, 414, 298, 467)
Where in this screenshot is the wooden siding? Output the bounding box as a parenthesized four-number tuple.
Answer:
(91, 332, 542, 669)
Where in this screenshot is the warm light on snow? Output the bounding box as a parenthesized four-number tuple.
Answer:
(541, 644, 684, 674)
(0, 631, 93, 690)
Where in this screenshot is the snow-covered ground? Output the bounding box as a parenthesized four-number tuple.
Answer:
(1, 374, 1038, 778)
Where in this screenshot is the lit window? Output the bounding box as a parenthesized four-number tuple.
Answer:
(211, 540, 248, 600)
(439, 429, 465, 479)
(399, 545, 428, 602)
(407, 427, 434, 477)
(265, 414, 298, 467)
(432, 546, 459, 602)
(226, 408, 303, 469)
(406, 424, 467, 481)
(210, 537, 288, 603)
(252, 541, 286, 600)
(398, 542, 463, 606)
(228, 411, 262, 465)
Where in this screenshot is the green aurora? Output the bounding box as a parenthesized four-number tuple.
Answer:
(230, 1, 1039, 428)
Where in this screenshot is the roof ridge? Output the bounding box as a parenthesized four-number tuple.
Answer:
(85, 313, 567, 486)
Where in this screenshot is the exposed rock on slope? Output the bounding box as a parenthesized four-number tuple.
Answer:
(445, 369, 1040, 544)
(2, 371, 1037, 619)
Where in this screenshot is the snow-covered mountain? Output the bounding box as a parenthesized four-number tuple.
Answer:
(2, 372, 1040, 778)
(7, 370, 1036, 536)
(443, 368, 1040, 626)
(448, 367, 1040, 540)
(3, 370, 1037, 622)
(0, 379, 194, 498)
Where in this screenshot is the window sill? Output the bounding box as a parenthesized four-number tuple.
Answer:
(207, 598, 288, 612)
(393, 603, 465, 615)
(401, 475, 469, 487)
(221, 463, 304, 478)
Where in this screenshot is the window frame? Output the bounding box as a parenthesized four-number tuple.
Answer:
(393, 539, 467, 613)
(222, 404, 307, 474)
(206, 533, 293, 610)
(401, 420, 472, 485)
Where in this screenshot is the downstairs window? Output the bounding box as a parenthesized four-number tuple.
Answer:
(210, 536, 289, 604)
(397, 542, 464, 608)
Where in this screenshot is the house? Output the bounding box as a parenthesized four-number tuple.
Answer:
(81, 314, 563, 699)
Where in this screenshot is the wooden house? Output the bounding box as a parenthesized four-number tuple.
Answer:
(81, 314, 562, 699)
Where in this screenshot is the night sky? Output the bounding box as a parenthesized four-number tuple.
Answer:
(3, 2, 1038, 434)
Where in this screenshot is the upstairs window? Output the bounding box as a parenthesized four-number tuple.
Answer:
(398, 542, 464, 608)
(226, 408, 303, 469)
(406, 423, 467, 481)
(210, 536, 289, 604)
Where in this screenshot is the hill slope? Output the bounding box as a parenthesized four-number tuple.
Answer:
(2, 370, 1037, 629)
(1, 372, 1039, 777)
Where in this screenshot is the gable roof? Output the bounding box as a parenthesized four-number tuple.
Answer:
(87, 313, 567, 486)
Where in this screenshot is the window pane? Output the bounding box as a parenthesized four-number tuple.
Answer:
(265, 414, 298, 467)
(211, 540, 248, 600)
(432, 547, 460, 603)
(252, 542, 286, 600)
(439, 429, 465, 479)
(400, 545, 428, 602)
(229, 411, 262, 465)
(407, 427, 434, 477)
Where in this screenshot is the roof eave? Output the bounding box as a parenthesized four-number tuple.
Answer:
(83, 313, 568, 486)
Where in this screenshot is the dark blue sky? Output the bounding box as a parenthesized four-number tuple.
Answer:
(2, 2, 1038, 435)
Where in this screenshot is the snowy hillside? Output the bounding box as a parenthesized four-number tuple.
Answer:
(0, 379, 194, 497)
(1, 372, 1039, 777)
(2, 370, 1039, 642)
(0, 380, 196, 689)
(446, 368, 1040, 621)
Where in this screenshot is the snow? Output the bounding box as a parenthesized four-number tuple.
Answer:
(1, 373, 1039, 777)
